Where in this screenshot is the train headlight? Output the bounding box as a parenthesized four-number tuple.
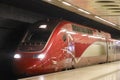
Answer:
(14, 54, 21, 59)
(33, 54, 45, 60)
(37, 54, 45, 59)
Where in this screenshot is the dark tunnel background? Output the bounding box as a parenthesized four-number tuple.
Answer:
(0, 21, 29, 80)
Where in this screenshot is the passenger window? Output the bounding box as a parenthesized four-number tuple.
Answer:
(72, 24, 93, 34)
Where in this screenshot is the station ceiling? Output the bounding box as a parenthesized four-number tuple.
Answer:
(43, 0, 120, 30)
(0, 0, 120, 52)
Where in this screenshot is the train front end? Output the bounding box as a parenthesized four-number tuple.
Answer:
(13, 51, 47, 76)
(13, 19, 60, 76)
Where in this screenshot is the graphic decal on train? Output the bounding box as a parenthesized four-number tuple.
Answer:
(61, 31, 97, 64)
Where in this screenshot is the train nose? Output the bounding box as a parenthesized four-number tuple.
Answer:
(13, 53, 44, 76)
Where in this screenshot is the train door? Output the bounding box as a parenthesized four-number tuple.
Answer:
(98, 31, 114, 62)
(112, 40, 120, 61)
(107, 40, 117, 62)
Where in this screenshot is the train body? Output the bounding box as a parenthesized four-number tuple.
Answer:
(13, 19, 120, 76)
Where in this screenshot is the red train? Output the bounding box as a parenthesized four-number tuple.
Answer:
(13, 19, 120, 76)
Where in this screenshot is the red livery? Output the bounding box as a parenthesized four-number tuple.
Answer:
(13, 19, 120, 76)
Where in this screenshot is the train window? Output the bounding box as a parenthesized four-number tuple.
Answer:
(24, 20, 59, 43)
(18, 19, 60, 51)
(29, 30, 51, 42)
(72, 24, 93, 34)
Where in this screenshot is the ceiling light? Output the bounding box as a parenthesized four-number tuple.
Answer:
(44, 0, 52, 2)
(62, 1, 72, 6)
(95, 16, 117, 26)
(39, 24, 47, 29)
(78, 8, 90, 14)
(47, 0, 51, 1)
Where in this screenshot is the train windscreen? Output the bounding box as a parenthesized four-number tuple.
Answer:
(18, 19, 60, 51)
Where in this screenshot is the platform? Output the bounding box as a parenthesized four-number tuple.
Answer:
(19, 61, 120, 80)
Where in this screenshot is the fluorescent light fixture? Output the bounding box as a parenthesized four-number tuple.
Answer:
(62, 1, 72, 6)
(78, 8, 90, 14)
(39, 25, 47, 29)
(95, 16, 117, 26)
(14, 54, 21, 59)
(43, 0, 52, 1)
(47, 0, 52, 1)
